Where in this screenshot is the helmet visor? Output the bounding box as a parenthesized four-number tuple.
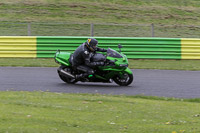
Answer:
(93, 45, 97, 50)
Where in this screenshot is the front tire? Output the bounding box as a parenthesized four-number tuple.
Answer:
(113, 73, 133, 86)
(58, 66, 77, 84)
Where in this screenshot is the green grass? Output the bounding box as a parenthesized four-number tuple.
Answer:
(1, 1, 200, 132)
(0, 91, 200, 133)
(1, 58, 200, 71)
(0, 58, 59, 67)
(0, 0, 200, 37)
(1, 0, 200, 25)
(129, 59, 200, 71)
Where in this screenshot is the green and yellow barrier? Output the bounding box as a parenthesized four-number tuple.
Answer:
(181, 38, 200, 59)
(0, 36, 200, 59)
(36, 36, 182, 59)
(0, 36, 37, 57)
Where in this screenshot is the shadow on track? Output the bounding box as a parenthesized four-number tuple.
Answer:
(56, 82, 133, 89)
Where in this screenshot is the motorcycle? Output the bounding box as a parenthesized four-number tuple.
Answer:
(54, 44, 133, 86)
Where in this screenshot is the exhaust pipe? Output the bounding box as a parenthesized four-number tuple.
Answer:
(59, 69, 75, 79)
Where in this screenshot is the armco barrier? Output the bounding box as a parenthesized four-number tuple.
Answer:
(0, 36, 37, 57)
(37, 36, 181, 59)
(0, 36, 200, 59)
(181, 38, 200, 59)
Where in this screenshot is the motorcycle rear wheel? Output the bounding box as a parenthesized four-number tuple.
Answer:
(113, 73, 133, 86)
(58, 66, 77, 84)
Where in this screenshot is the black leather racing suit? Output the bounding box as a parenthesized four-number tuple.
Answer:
(70, 43, 107, 78)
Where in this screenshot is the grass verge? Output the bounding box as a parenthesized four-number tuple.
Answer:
(0, 58, 59, 67)
(1, 58, 200, 71)
(129, 59, 200, 71)
(1, 0, 200, 25)
(0, 91, 200, 133)
(0, 0, 200, 37)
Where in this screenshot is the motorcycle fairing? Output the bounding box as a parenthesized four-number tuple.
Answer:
(55, 51, 71, 66)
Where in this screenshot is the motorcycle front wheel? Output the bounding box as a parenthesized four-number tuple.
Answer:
(58, 66, 77, 84)
(113, 73, 133, 86)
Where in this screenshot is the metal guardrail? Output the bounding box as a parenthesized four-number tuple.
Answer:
(0, 36, 37, 57)
(37, 36, 182, 59)
(0, 22, 200, 38)
(181, 38, 200, 59)
(0, 36, 200, 59)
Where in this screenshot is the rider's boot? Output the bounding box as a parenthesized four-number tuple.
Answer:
(75, 73, 88, 80)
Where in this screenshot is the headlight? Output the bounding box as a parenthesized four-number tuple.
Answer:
(119, 64, 128, 67)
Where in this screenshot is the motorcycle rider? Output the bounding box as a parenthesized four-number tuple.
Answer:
(70, 38, 107, 80)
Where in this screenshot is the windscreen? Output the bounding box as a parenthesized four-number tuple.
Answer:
(107, 48, 123, 58)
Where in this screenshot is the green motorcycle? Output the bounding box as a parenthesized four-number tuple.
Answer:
(54, 44, 133, 86)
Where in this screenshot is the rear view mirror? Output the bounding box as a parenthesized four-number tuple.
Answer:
(118, 44, 123, 53)
(118, 44, 123, 48)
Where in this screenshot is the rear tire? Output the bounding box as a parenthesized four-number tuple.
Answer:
(113, 73, 133, 86)
(58, 66, 77, 84)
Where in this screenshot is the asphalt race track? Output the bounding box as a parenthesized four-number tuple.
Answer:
(0, 67, 200, 98)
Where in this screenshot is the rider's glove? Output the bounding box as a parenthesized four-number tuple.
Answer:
(96, 62, 104, 66)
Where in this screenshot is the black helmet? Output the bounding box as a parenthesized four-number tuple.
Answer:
(85, 38, 98, 52)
